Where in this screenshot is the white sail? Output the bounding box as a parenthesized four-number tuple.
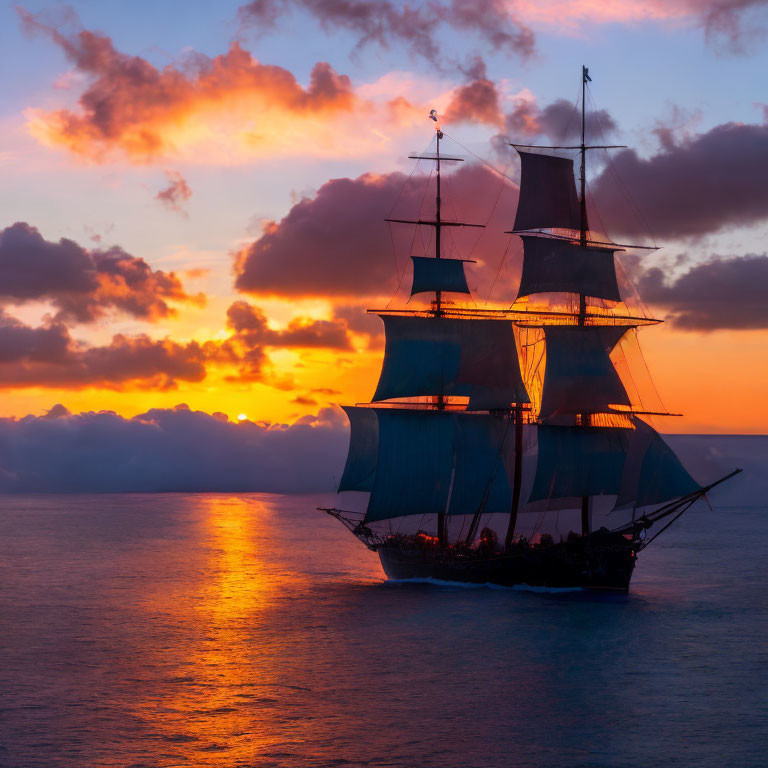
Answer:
(517, 235, 621, 302)
(372, 315, 530, 410)
(539, 325, 631, 418)
(513, 150, 582, 232)
(410, 256, 471, 297)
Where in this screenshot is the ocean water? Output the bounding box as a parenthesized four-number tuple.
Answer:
(0, 493, 765, 768)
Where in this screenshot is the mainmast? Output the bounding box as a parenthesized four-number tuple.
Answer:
(579, 65, 590, 536)
(508, 67, 641, 540)
(579, 66, 589, 252)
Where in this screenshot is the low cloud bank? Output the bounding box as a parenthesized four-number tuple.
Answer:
(0, 405, 348, 493)
(0, 407, 762, 505)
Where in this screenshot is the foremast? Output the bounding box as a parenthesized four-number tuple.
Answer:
(334, 114, 532, 549)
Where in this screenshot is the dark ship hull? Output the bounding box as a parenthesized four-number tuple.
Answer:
(377, 531, 638, 592)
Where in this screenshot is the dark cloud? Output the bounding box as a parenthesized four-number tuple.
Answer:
(590, 120, 768, 239)
(442, 58, 504, 128)
(310, 387, 342, 395)
(0, 294, 353, 389)
(216, 300, 353, 383)
(0, 222, 198, 323)
(505, 97, 618, 144)
(0, 312, 71, 365)
(156, 170, 192, 215)
(0, 310, 207, 390)
(638, 253, 768, 329)
(332, 304, 384, 346)
(235, 172, 412, 297)
(238, 0, 534, 63)
(693, 0, 768, 53)
(226, 301, 352, 349)
(446, 0, 534, 57)
(0, 405, 347, 492)
(292, 394, 318, 405)
(235, 163, 519, 300)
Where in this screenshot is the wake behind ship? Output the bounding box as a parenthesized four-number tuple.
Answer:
(321, 68, 739, 593)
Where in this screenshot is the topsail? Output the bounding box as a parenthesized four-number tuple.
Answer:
(539, 325, 632, 418)
(513, 150, 583, 232)
(516, 235, 621, 302)
(410, 256, 471, 297)
(373, 314, 530, 411)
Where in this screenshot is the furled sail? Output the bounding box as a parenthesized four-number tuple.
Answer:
(365, 409, 456, 522)
(372, 315, 530, 410)
(615, 419, 701, 509)
(528, 424, 631, 503)
(539, 325, 631, 418)
(516, 235, 621, 302)
(410, 256, 471, 297)
(513, 150, 582, 232)
(338, 406, 379, 492)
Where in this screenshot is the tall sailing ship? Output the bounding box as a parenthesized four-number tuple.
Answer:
(321, 68, 739, 592)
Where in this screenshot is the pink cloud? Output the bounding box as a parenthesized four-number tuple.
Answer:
(155, 170, 192, 215)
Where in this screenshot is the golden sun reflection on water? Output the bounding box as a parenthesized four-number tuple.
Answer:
(134, 495, 313, 764)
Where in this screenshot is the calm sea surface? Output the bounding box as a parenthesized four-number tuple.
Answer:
(0, 493, 765, 768)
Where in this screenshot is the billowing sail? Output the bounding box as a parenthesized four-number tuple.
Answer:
(365, 409, 455, 522)
(539, 325, 631, 418)
(513, 151, 582, 232)
(363, 410, 516, 523)
(615, 419, 701, 509)
(517, 235, 621, 302)
(446, 413, 513, 516)
(411, 256, 471, 297)
(528, 424, 631, 503)
(373, 315, 530, 410)
(338, 406, 379, 492)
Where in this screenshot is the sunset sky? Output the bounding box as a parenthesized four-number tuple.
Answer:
(1, 0, 767, 439)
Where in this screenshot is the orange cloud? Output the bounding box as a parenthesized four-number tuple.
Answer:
(19, 9, 425, 163)
(442, 58, 505, 129)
